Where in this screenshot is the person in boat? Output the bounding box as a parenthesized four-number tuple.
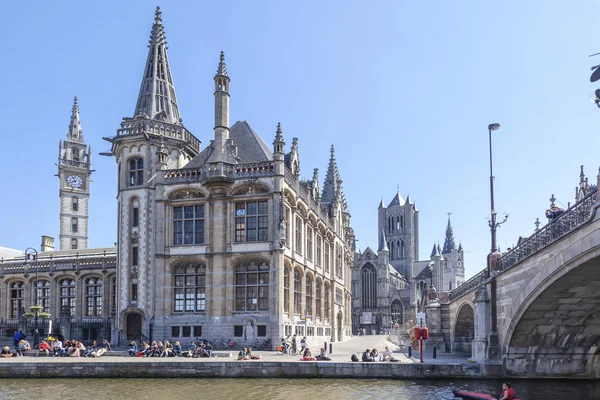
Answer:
(499, 382, 515, 400)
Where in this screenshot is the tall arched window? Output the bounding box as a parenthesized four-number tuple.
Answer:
(235, 261, 269, 312)
(315, 278, 322, 319)
(71, 238, 78, 250)
(72, 197, 79, 211)
(72, 147, 79, 161)
(397, 240, 401, 259)
(110, 277, 117, 314)
(401, 240, 405, 258)
(324, 283, 330, 320)
(10, 282, 24, 318)
(71, 218, 78, 233)
(129, 158, 144, 186)
(293, 269, 302, 315)
(284, 267, 290, 314)
(400, 215, 404, 233)
(390, 242, 394, 260)
(85, 277, 102, 316)
(34, 280, 50, 313)
(174, 263, 206, 313)
(391, 299, 403, 324)
(305, 274, 313, 316)
(361, 264, 377, 309)
(59, 279, 76, 317)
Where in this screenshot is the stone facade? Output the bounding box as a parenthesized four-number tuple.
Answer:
(351, 193, 465, 335)
(0, 7, 353, 348)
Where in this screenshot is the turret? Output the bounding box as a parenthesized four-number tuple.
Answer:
(213, 51, 231, 160)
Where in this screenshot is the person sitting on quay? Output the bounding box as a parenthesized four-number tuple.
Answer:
(186, 341, 197, 358)
(315, 348, 331, 361)
(128, 341, 138, 357)
(362, 348, 373, 362)
(247, 347, 261, 360)
(204, 341, 213, 358)
(37, 340, 51, 357)
(163, 341, 174, 357)
(51, 339, 62, 357)
(300, 347, 314, 361)
(84, 340, 97, 357)
(237, 348, 249, 360)
(174, 341, 182, 357)
(1, 346, 14, 358)
(381, 346, 398, 362)
(370, 348, 378, 361)
(138, 341, 150, 357)
(16, 339, 31, 357)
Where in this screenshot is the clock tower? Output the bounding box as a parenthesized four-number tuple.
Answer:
(58, 96, 93, 251)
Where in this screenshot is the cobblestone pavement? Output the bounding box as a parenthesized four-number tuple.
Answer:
(1, 335, 471, 364)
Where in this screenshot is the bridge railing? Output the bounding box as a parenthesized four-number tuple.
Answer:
(449, 189, 598, 301)
(498, 189, 598, 272)
(449, 268, 487, 300)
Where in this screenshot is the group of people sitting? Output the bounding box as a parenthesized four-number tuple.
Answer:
(2, 330, 112, 359)
(299, 347, 331, 361)
(237, 347, 262, 360)
(357, 346, 398, 362)
(128, 340, 182, 357)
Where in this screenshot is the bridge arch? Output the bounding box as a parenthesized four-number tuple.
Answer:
(502, 234, 600, 377)
(453, 303, 475, 355)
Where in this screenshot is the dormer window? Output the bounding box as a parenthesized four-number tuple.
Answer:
(129, 158, 144, 186)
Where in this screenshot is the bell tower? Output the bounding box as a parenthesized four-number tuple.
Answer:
(58, 96, 93, 250)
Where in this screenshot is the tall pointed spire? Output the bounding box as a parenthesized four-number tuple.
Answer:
(430, 243, 439, 258)
(67, 96, 83, 142)
(379, 230, 389, 252)
(442, 213, 456, 254)
(321, 145, 344, 205)
(216, 51, 228, 76)
(133, 6, 181, 124)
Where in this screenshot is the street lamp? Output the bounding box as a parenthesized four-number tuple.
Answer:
(24, 248, 39, 348)
(486, 123, 509, 360)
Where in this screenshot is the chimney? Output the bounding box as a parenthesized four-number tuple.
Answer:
(40, 236, 55, 252)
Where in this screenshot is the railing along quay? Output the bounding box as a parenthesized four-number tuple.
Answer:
(449, 189, 598, 301)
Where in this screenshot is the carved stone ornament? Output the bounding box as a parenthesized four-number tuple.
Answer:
(231, 184, 269, 196)
(170, 190, 206, 200)
(131, 231, 139, 244)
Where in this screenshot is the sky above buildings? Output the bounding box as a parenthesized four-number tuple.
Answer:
(2, 1, 599, 280)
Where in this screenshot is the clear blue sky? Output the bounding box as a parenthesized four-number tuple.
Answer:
(2, 1, 599, 280)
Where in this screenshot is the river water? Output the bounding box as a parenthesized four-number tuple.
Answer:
(1, 378, 599, 400)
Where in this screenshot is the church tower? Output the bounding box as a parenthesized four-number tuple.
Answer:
(378, 190, 419, 279)
(58, 96, 92, 250)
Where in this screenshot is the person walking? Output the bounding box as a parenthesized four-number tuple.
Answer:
(13, 330, 21, 352)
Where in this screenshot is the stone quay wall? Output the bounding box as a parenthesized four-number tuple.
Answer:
(0, 360, 478, 379)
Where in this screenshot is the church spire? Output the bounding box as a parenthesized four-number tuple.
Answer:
(442, 213, 456, 254)
(67, 96, 83, 143)
(321, 145, 345, 205)
(379, 230, 389, 252)
(133, 6, 181, 124)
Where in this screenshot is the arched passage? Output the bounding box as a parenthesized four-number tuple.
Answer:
(391, 299, 404, 325)
(126, 313, 142, 341)
(505, 257, 600, 377)
(454, 304, 474, 354)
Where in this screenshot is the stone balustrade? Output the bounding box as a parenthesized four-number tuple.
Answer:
(117, 119, 200, 152)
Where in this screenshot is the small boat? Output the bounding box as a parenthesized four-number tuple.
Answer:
(452, 389, 521, 400)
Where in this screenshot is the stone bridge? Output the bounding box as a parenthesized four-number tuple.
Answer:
(441, 190, 600, 378)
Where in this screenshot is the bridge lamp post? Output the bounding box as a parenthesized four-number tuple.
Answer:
(486, 123, 509, 360)
(24, 248, 39, 348)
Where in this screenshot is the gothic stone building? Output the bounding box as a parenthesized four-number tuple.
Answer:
(351, 192, 465, 334)
(0, 7, 354, 346)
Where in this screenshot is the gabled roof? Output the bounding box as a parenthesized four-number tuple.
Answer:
(185, 121, 273, 168)
(388, 192, 405, 207)
(359, 247, 377, 261)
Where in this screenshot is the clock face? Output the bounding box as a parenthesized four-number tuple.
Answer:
(66, 175, 83, 188)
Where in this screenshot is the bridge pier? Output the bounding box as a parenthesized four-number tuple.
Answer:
(472, 286, 490, 362)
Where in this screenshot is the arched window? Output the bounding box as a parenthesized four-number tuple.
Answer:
(305, 274, 313, 316)
(335, 243, 342, 278)
(361, 264, 377, 309)
(59, 279, 76, 317)
(397, 216, 400, 231)
(389, 241, 394, 260)
(324, 283, 330, 320)
(129, 158, 144, 186)
(293, 268, 302, 315)
(235, 261, 269, 312)
(397, 240, 401, 259)
(72, 148, 79, 161)
(449, 281, 453, 291)
(391, 299, 403, 324)
(315, 278, 322, 319)
(71, 238, 78, 250)
(110, 277, 117, 314)
(34, 280, 50, 313)
(72, 197, 78, 211)
(9, 282, 24, 318)
(71, 218, 78, 233)
(401, 240, 405, 258)
(85, 277, 102, 316)
(174, 264, 206, 313)
(284, 267, 290, 314)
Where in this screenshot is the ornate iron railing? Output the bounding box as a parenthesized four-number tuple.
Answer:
(449, 189, 598, 301)
(60, 158, 90, 169)
(497, 189, 598, 272)
(449, 269, 487, 300)
(163, 161, 275, 184)
(117, 119, 201, 152)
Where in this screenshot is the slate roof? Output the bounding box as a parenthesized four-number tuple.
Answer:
(185, 121, 273, 168)
(388, 192, 405, 207)
(0, 246, 23, 260)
